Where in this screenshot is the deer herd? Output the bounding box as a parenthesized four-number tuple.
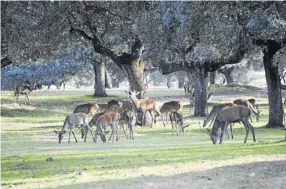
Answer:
(13, 82, 263, 145)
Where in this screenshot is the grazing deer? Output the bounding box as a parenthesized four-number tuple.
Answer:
(73, 103, 99, 116)
(159, 101, 182, 124)
(126, 90, 165, 128)
(94, 112, 121, 143)
(109, 105, 135, 139)
(233, 99, 261, 122)
(107, 99, 122, 108)
(14, 82, 42, 105)
(200, 105, 256, 144)
(54, 113, 95, 144)
(169, 111, 189, 135)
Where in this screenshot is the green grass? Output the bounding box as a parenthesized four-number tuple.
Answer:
(1, 88, 286, 189)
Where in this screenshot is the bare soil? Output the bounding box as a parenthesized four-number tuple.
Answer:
(57, 155, 286, 189)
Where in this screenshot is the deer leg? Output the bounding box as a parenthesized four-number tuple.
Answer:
(121, 120, 128, 139)
(149, 110, 154, 128)
(247, 122, 256, 142)
(229, 124, 234, 139)
(169, 114, 174, 135)
(116, 124, 119, 141)
(72, 130, 77, 143)
(26, 94, 31, 105)
(242, 120, 250, 143)
(68, 128, 72, 143)
(94, 127, 99, 143)
(87, 125, 95, 143)
(219, 122, 227, 144)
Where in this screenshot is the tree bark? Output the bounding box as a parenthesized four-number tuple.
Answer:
(193, 68, 207, 117)
(218, 66, 235, 85)
(111, 77, 120, 88)
(105, 70, 112, 88)
(262, 42, 284, 128)
(167, 77, 171, 88)
(122, 60, 146, 98)
(210, 71, 216, 84)
(92, 61, 107, 97)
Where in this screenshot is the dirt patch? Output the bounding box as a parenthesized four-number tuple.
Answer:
(56, 155, 286, 189)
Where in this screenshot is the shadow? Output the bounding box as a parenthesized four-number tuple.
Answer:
(55, 160, 286, 189)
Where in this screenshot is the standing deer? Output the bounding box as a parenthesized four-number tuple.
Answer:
(233, 99, 261, 122)
(109, 105, 135, 139)
(201, 105, 256, 144)
(159, 101, 182, 124)
(14, 82, 42, 105)
(126, 90, 165, 128)
(54, 113, 95, 144)
(94, 112, 121, 143)
(169, 111, 189, 135)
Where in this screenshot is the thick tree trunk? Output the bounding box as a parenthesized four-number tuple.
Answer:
(193, 68, 207, 117)
(263, 49, 284, 128)
(92, 62, 107, 97)
(122, 60, 146, 98)
(210, 71, 216, 84)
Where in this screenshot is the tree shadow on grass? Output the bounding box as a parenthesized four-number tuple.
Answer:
(56, 160, 286, 189)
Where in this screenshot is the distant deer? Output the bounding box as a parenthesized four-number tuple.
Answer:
(126, 90, 165, 128)
(14, 82, 42, 105)
(201, 105, 256, 144)
(73, 103, 99, 116)
(169, 111, 189, 135)
(54, 113, 95, 144)
(159, 101, 182, 124)
(233, 99, 261, 122)
(94, 112, 121, 143)
(109, 105, 135, 139)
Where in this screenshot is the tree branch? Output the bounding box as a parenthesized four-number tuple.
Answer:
(1, 56, 13, 69)
(69, 26, 93, 41)
(130, 37, 144, 60)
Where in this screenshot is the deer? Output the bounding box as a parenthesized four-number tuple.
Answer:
(200, 105, 256, 144)
(169, 111, 189, 135)
(80, 112, 106, 139)
(203, 103, 236, 139)
(159, 101, 182, 124)
(14, 81, 42, 105)
(126, 90, 165, 128)
(233, 99, 261, 122)
(94, 112, 121, 143)
(54, 113, 95, 144)
(109, 105, 135, 139)
(73, 103, 99, 116)
(97, 99, 122, 112)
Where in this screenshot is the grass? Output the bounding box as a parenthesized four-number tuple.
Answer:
(1, 88, 286, 189)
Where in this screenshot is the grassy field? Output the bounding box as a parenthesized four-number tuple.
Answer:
(1, 87, 286, 189)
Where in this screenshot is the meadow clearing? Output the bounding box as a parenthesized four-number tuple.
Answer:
(1, 86, 286, 189)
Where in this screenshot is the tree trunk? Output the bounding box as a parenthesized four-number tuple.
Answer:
(210, 71, 216, 84)
(193, 68, 207, 117)
(111, 77, 120, 88)
(122, 60, 146, 98)
(167, 77, 171, 88)
(105, 70, 112, 88)
(263, 47, 284, 128)
(218, 67, 235, 85)
(92, 61, 107, 97)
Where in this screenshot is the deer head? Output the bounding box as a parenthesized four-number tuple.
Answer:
(54, 130, 66, 144)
